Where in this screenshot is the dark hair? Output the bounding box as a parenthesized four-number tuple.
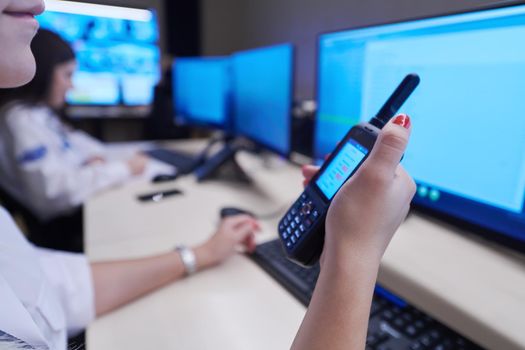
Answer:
(0, 29, 75, 106)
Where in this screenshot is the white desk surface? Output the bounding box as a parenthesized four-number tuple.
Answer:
(86, 140, 525, 350)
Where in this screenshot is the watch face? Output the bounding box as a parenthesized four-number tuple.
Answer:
(176, 246, 197, 275)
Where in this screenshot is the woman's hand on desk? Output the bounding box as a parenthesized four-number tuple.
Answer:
(91, 214, 261, 316)
(83, 155, 106, 166)
(126, 153, 149, 175)
(193, 215, 261, 269)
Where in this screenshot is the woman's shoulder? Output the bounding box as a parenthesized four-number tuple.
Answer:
(1, 101, 52, 126)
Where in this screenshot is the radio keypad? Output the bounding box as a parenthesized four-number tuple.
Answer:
(279, 192, 320, 249)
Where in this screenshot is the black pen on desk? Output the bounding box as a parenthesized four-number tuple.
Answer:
(137, 189, 183, 202)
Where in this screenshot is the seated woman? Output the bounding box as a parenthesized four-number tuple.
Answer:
(0, 29, 160, 250)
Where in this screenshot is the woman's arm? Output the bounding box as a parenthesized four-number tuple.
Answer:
(91, 215, 259, 316)
(292, 115, 416, 349)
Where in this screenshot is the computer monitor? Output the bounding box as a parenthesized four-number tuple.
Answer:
(37, 0, 161, 106)
(232, 44, 294, 156)
(173, 57, 231, 130)
(316, 4, 525, 252)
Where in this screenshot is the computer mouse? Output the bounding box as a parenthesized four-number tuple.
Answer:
(152, 173, 179, 183)
(220, 207, 256, 218)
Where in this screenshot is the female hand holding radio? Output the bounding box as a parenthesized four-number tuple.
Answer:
(292, 114, 416, 350)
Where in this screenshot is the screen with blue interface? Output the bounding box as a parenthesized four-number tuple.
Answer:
(174, 58, 231, 129)
(37, 1, 160, 106)
(316, 4, 525, 247)
(232, 44, 293, 155)
(316, 139, 369, 200)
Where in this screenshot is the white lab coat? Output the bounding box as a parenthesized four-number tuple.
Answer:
(0, 207, 94, 349)
(0, 102, 132, 221)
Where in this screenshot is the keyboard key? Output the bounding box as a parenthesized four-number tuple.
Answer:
(393, 317, 406, 329)
(377, 345, 393, 350)
(414, 320, 425, 331)
(420, 335, 433, 347)
(382, 310, 394, 321)
(294, 216, 301, 224)
(391, 306, 402, 314)
(410, 343, 424, 350)
(429, 330, 441, 340)
(294, 230, 301, 238)
(366, 334, 378, 345)
(405, 325, 418, 338)
(402, 313, 414, 322)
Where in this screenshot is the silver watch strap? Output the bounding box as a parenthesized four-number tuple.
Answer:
(175, 245, 197, 275)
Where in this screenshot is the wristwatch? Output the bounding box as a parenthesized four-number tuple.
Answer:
(175, 245, 197, 276)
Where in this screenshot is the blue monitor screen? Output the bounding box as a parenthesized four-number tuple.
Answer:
(37, 1, 160, 106)
(317, 5, 525, 248)
(232, 44, 293, 155)
(173, 57, 231, 129)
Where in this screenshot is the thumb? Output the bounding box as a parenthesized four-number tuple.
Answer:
(364, 114, 411, 175)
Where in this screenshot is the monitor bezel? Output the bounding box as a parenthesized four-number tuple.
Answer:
(313, 1, 525, 254)
(39, 4, 161, 108)
(232, 43, 295, 158)
(172, 56, 233, 132)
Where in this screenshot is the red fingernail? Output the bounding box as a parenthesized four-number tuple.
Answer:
(393, 114, 411, 129)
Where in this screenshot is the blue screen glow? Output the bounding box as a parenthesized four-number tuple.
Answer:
(37, 4, 160, 106)
(174, 58, 231, 128)
(317, 5, 525, 244)
(232, 44, 293, 155)
(316, 139, 369, 199)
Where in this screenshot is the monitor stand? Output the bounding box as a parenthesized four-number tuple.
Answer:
(192, 134, 231, 168)
(194, 141, 252, 183)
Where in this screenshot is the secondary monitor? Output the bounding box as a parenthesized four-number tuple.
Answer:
(38, 0, 161, 106)
(316, 4, 525, 252)
(232, 44, 294, 156)
(173, 57, 231, 130)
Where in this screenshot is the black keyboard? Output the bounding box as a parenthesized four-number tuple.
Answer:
(145, 148, 198, 174)
(251, 239, 484, 350)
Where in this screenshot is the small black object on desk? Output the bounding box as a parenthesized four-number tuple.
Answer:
(152, 173, 179, 183)
(220, 207, 256, 218)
